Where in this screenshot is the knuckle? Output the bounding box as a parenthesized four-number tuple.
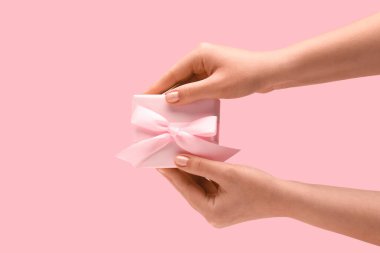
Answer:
(178, 85, 188, 96)
(190, 157, 202, 171)
(178, 87, 193, 103)
(198, 42, 212, 49)
(223, 165, 239, 182)
(186, 83, 204, 101)
(197, 42, 213, 55)
(204, 208, 227, 228)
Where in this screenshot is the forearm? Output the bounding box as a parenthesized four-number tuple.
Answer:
(278, 180, 380, 245)
(275, 12, 380, 89)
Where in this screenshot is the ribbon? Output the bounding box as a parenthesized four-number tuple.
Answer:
(117, 105, 239, 167)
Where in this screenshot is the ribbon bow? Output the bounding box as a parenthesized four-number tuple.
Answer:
(117, 105, 239, 167)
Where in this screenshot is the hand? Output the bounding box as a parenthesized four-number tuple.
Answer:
(157, 155, 380, 246)
(145, 43, 290, 105)
(146, 13, 380, 103)
(157, 155, 286, 227)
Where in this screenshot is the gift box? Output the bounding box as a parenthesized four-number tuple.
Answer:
(117, 94, 239, 168)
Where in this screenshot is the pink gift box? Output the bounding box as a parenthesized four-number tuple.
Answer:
(117, 94, 239, 168)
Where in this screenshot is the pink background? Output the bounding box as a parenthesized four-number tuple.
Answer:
(1, 1, 379, 252)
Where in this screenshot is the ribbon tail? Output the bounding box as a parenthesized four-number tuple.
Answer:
(116, 133, 172, 167)
(174, 132, 240, 161)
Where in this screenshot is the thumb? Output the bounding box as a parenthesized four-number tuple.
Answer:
(174, 154, 230, 184)
(165, 78, 214, 105)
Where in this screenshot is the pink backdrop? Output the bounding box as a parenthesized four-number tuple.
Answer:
(1, 1, 379, 252)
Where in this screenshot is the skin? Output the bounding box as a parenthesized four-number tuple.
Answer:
(145, 12, 380, 245)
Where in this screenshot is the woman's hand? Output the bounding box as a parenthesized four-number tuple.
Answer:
(145, 43, 290, 105)
(158, 155, 380, 245)
(146, 13, 380, 104)
(157, 155, 287, 227)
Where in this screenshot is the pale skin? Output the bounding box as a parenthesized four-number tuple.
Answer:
(145, 13, 380, 245)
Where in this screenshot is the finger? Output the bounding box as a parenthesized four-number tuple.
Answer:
(173, 154, 232, 184)
(157, 168, 206, 211)
(164, 77, 216, 105)
(145, 50, 201, 94)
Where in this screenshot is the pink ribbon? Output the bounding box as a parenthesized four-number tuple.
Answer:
(117, 105, 239, 167)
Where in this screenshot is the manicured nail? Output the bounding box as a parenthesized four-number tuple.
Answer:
(175, 155, 189, 167)
(156, 168, 167, 174)
(165, 91, 179, 103)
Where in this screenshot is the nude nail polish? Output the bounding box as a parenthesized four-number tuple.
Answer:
(175, 155, 189, 167)
(165, 91, 179, 103)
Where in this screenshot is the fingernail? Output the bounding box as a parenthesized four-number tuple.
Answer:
(157, 168, 165, 174)
(175, 155, 189, 167)
(165, 91, 179, 103)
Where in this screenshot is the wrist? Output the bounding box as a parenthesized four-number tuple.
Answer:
(270, 178, 308, 218)
(251, 176, 299, 218)
(256, 49, 300, 92)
